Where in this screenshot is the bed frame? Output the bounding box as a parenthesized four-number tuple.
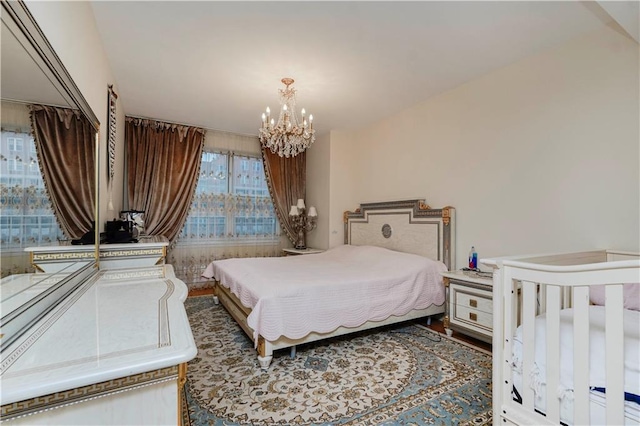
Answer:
(483, 250, 640, 425)
(215, 199, 455, 370)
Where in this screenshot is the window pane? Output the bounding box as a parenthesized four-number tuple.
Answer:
(232, 155, 269, 197)
(197, 151, 228, 194)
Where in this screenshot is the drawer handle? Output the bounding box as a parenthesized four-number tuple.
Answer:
(469, 299, 478, 308)
(469, 312, 477, 322)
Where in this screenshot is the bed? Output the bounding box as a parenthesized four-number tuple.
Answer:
(201, 199, 455, 369)
(482, 250, 640, 425)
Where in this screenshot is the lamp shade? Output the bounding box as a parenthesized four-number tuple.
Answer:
(308, 206, 317, 217)
(289, 205, 299, 216)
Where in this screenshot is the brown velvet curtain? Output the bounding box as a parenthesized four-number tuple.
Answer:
(126, 117, 204, 242)
(30, 105, 95, 239)
(261, 148, 306, 245)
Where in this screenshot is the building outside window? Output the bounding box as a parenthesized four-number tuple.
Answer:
(7, 137, 23, 153)
(0, 130, 64, 253)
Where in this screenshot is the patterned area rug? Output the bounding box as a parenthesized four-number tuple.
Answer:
(184, 296, 492, 425)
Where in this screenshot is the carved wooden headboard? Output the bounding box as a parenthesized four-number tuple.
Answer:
(344, 199, 455, 270)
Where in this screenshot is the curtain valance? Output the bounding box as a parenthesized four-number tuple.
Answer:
(204, 129, 260, 156)
(126, 117, 205, 141)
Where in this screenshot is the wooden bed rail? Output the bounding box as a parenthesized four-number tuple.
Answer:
(485, 254, 640, 426)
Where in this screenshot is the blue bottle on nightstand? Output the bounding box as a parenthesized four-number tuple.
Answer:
(469, 246, 478, 269)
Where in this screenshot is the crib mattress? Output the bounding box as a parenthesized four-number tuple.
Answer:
(511, 306, 640, 424)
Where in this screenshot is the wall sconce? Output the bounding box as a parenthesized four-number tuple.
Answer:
(289, 198, 317, 249)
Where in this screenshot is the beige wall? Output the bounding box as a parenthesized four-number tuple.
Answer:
(306, 130, 361, 250)
(327, 131, 360, 248)
(309, 24, 639, 268)
(25, 1, 126, 230)
(306, 132, 330, 249)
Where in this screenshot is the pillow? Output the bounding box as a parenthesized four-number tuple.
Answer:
(589, 283, 640, 311)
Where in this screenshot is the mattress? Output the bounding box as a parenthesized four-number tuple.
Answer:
(202, 244, 447, 342)
(511, 306, 640, 424)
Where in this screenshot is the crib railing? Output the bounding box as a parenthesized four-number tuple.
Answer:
(486, 254, 639, 425)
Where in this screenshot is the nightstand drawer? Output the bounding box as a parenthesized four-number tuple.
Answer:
(453, 305, 492, 330)
(453, 288, 492, 314)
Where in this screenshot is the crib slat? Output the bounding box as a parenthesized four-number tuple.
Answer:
(572, 286, 590, 425)
(522, 280, 537, 410)
(499, 268, 512, 422)
(502, 269, 519, 418)
(562, 286, 572, 309)
(605, 284, 624, 425)
(545, 285, 561, 422)
(539, 283, 547, 315)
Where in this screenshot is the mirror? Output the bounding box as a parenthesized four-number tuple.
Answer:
(0, 0, 100, 347)
(0, 1, 99, 268)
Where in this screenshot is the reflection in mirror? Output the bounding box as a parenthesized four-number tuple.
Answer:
(1, 260, 95, 350)
(2, 270, 70, 315)
(1, 2, 98, 277)
(0, 0, 100, 350)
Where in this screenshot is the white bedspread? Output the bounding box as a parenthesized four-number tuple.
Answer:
(202, 245, 447, 342)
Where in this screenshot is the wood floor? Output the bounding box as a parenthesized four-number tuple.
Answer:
(424, 318, 492, 352)
(187, 287, 492, 353)
(189, 287, 214, 298)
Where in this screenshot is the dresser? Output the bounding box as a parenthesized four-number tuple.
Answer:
(25, 235, 169, 273)
(0, 264, 196, 425)
(441, 270, 493, 343)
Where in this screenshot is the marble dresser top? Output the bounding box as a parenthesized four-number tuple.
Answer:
(0, 264, 196, 405)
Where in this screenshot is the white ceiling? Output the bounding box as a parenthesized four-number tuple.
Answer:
(89, 1, 620, 137)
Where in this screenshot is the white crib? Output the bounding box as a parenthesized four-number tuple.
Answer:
(483, 250, 640, 425)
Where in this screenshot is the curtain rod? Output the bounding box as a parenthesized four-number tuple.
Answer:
(202, 148, 262, 159)
(125, 114, 259, 139)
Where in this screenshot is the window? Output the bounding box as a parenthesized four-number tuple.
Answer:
(7, 159, 21, 173)
(177, 151, 278, 244)
(0, 130, 64, 250)
(7, 137, 23, 152)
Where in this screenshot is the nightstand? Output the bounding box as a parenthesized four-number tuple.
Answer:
(441, 270, 493, 343)
(282, 248, 325, 256)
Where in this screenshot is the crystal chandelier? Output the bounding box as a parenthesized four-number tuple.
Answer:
(259, 78, 315, 158)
